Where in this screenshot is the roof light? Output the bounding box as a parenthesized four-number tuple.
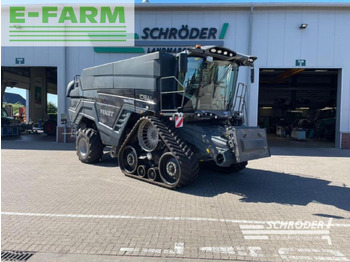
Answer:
(210, 48, 216, 53)
(229, 53, 233, 57)
(217, 50, 222, 54)
(223, 51, 228, 55)
(196, 44, 201, 49)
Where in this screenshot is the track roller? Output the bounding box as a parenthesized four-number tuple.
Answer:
(119, 145, 138, 174)
(158, 152, 181, 186)
(137, 165, 147, 178)
(147, 167, 159, 181)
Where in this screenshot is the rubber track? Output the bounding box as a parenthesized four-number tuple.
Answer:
(118, 116, 199, 189)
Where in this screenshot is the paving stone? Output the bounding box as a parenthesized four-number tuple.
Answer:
(1, 139, 350, 261)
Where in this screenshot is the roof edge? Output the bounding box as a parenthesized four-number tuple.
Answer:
(135, 2, 350, 9)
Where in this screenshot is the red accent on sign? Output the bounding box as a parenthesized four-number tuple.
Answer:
(175, 116, 183, 128)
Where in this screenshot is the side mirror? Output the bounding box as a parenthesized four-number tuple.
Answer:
(250, 67, 255, 84)
(179, 53, 188, 73)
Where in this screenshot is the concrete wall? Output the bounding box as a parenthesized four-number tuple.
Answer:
(250, 7, 350, 148)
(29, 67, 47, 122)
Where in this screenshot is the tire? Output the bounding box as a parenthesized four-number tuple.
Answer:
(76, 128, 104, 163)
(43, 120, 57, 136)
(206, 161, 248, 174)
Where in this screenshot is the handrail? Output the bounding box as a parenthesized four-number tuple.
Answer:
(232, 82, 248, 124)
(160, 76, 186, 112)
(74, 75, 81, 88)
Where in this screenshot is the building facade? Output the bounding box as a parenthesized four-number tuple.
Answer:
(2, 2, 350, 148)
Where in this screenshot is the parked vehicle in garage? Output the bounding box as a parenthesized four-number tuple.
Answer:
(314, 107, 336, 141)
(1, 108, 21, 136)
(43, 113, 57, 136)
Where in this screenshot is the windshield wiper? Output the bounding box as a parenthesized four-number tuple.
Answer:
(215, 65, 232, 84)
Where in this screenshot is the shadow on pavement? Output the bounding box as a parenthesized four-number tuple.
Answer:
(92, 153, 119, 167)
(267, 135, 350, 157)
(60, 147, 350, 214)
(270, 146, 350, 158)
(179, 167, 350, 213)
(313, 213, 346, 219)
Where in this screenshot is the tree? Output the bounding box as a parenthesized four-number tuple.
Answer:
(47, 101, 57, 114)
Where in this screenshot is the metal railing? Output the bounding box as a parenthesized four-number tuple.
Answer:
(74, 75, 81, 88)
(232, 82, 248, 124)
(160, 76, 186, 113)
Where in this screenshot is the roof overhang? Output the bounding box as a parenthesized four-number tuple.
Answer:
(136, 2, 350, 10)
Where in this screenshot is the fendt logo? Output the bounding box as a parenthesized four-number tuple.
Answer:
(1, 1, 134, 47)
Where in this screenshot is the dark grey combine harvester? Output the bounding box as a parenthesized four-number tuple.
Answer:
(67, 45, 270, 189)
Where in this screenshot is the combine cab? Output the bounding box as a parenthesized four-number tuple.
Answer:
(67, 46, 270, 188)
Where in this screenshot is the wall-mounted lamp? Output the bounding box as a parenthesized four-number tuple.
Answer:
(299, 24, 308, 29)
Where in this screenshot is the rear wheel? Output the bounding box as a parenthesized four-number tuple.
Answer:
(76, 128, 104, 163)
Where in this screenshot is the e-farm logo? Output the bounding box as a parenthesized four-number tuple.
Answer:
(1, 2, 134, 47)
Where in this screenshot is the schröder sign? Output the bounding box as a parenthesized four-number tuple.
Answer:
(1, 2, 134, 47)
(141, 26, 219, 40)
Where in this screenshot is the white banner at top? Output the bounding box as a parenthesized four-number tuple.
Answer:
(1, 1, 134, 47)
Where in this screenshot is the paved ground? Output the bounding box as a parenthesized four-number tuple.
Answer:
(1, 134, 350, 261)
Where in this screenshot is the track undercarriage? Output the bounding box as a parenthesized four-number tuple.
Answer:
(69, 47, 270, 189)
(118, 116, 199, 189)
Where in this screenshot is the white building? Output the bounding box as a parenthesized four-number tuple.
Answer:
(2, 2, 350, 148)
